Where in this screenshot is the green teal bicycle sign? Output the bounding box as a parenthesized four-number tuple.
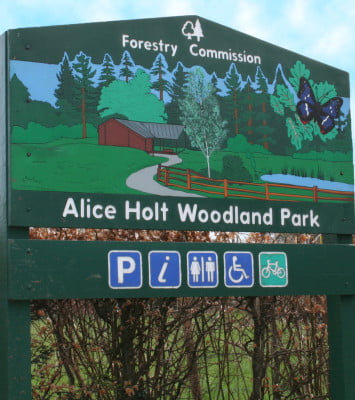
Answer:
(259, 252, 288, 287)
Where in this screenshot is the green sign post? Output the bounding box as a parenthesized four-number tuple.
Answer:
(1, 15, 355, 398)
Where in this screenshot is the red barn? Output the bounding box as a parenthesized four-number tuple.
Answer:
(98, 119, 185, 153)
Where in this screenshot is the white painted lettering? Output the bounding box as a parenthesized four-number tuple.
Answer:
(92, 204, 103, 219)
(63, 198, 116, 220)
(142, 206, 154, 221)
(198, 209, 209, 223)
(125, 200, 141, 220)
(281, 208, 291, 226)
(105, 205, 116, 220)
(63, 197, 79, 218)
(310, 210, 320, 227)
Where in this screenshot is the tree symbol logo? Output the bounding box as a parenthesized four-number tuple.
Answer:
(181, 19, 204, 42)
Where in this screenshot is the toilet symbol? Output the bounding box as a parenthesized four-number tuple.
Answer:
(187, 252, 218, 288)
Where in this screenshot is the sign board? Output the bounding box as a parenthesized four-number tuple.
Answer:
(7, 239, 355, 300)
(3, 15, 354, 233)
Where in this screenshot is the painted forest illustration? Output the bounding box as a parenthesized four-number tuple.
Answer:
(10, 48, 354, 202)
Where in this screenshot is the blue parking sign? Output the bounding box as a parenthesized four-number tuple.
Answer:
(187, 251, 218, 288)
(108, 251, 142, 289)
(149, 251, 181, 289)
(224, 252, 254, 288)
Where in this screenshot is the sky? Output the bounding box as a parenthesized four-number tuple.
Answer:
(1, 0, 354, 141)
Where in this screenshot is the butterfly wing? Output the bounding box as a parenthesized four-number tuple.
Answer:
(296, 101, 315, 124)
(296, 77, 317, 124)
(316, 97, 343, 134)
(296, 77, 343, 134)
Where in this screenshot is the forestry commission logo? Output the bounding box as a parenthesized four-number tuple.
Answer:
(182, 19, 204, 42)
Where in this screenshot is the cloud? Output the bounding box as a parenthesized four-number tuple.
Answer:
(78, 0, 126, 23)
(160, 0, 197, 17)
(230, 2, 271, 41)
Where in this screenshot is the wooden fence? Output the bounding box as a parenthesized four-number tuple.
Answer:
(157, 165, 355, 203)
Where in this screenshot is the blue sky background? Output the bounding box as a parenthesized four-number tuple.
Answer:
(1, 0, 354, 144)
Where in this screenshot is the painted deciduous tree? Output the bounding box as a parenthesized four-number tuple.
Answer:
(179, 68, 227, 177)
(98, 69, 167, 123)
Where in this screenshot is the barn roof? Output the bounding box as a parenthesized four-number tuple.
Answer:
(115, 119, 184, 140)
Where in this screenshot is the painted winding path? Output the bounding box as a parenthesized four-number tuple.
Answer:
(126, 154, 203, 197)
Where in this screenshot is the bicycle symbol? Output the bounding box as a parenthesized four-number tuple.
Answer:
(261, 260, 286, 279)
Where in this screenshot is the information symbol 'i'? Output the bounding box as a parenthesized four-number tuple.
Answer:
(149, 251, 181, 289)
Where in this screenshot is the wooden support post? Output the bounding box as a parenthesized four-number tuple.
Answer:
(324, 234, 355, 400)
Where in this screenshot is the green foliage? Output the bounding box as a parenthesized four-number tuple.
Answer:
(166, 62, 189, 125)
(286, 117, 313, 150)
(270, 94, 285, 116)
(10, 74, 63, 128)
(12, 123, 98, 143)
(271, 60, 343, 150)
(226, 134, 269, 154)
(289, 60, 311, 90)
(72, 51, 96, 90)
(72, 51, 100, 131)
(222, 154, 252, 181)
(12, 139, 167, 193)
(273, 84, 295, 112)
(119, 50, 135, 82)
(294, 149, 353, 162)
(55, 53, 77, 108)
(98, 69, 167, 123)
(150, 53, 172, 101)
(98, 53, 116, 89)
(179, 68, 227, 177)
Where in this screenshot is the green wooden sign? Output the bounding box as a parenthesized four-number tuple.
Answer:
(3, 15, 354, 233)
(7, 239, 355, 300)
(1, 16, 355, 400)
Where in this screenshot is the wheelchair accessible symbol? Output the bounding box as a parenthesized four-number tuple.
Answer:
(224, 252, 254, 288)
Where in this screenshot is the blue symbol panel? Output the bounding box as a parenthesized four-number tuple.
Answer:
(187, 251, 218, 288)
(224, 252, 254, 288)
(108, 250, 142, 289)
(149, 251, 181, 289)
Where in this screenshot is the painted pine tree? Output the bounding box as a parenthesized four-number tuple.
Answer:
(72, 51, 97, 138)
(150, 53, 172, 101)
(54, 53, 79, 126)
(166, 61, 189, 125)
(223, 63, 243, 136)
(98, 53, 116, 89)
(119, 50, 135, 83)
(10, 74, 32, 128)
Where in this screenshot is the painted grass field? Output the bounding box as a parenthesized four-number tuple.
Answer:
(11, 138, 168, 194)
(11, 138, 354, 201)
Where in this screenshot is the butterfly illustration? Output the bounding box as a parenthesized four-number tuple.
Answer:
(296, 77, 343, 134)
